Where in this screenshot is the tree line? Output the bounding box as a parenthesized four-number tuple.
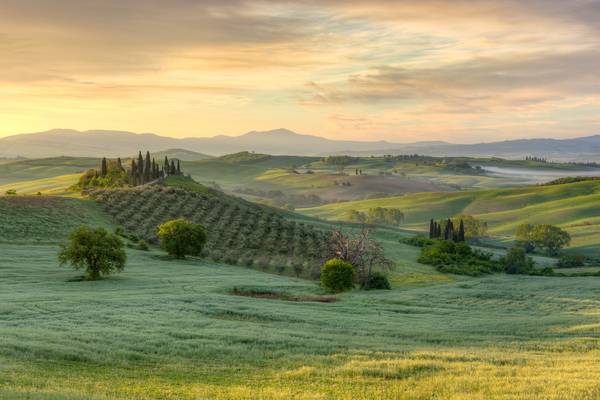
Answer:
(79, 151, 183, 188)
(429, 218, 465, 242)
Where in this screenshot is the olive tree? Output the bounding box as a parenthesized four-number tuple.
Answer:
(58, 226, 126, 280)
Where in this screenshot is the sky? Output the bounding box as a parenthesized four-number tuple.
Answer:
(1, 0, 600, 143)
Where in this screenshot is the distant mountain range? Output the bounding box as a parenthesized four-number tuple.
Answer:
(1, 128, 600, 161)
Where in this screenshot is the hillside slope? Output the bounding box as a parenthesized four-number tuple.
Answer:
(301, 180, 600, 253)
(0, 156, 99, 185)
(89, 178, 330, 276)
(0, 196, 113, 244)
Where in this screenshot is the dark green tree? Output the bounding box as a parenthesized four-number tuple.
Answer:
(164, 156, 170, 176)
(101, 157, 108, 176)
(144, 151, 151, 183)
(458, 219, 465, 242)
(130, 159, 137, 185)
(137, 151, 144, 183)
(503, 246, 534, 274)
(177, 159, 181, 174)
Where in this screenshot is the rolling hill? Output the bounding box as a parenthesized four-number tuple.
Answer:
(0, 156, 99, 185)
(301, 179, 600, 255)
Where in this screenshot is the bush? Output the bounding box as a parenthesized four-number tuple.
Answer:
(557, 254, 586, 268)
(362, 272, 391, 290)
(418, 240, 502, 276)
(400, 236, 435, 248)
(502, 246, 535, 274)
(137, 240, 149, 251)
(157, 219, 207, 259)
(58, 226, 126, 280)
(320, 259, 355, 293)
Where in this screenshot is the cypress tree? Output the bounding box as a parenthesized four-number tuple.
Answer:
(429, 219, 434, 239)
(101, 157, 107, 176)
(144, 151, 151, 183)
(130, 160, 137, 185)
(137, 151, 144, 183)
(176, 160, 181, 175)
(117, 157, 123, 170)
(164, 156, 169, 177)
(170, 160, 176, 175)
(458, 219, 465, 242)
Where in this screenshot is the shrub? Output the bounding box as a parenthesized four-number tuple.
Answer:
(137, 240, 149, 251)
(418, 240, 502, 276)
(292, 262, 304, 277)
(362, 271, 391, 290)
(157, 219, 207, 259)
(58, 226, 126, 280)
(224, 253, 238, 265)
(400, 236, 435, 248)
(557, 254, 586, 268)
(320, 259, 355, 293)
(502, 246, 535, 274)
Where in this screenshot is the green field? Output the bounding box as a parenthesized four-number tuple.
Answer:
(2, 241, 600, 399)
(0, 157, 99, 185)
(301, 179, 600, 255)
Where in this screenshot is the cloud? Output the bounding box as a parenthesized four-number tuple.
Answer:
(1, 0, 600, 140)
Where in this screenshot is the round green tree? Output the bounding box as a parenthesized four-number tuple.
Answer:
(58, 226, 126, 281)
(157, 219, 207, 259)
(320, 259, 355, 293)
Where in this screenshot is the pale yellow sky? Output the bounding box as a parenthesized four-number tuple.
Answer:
(1, 0, 600, 142)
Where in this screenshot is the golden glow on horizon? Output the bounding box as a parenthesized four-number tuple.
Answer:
(1, 0, 600, 142)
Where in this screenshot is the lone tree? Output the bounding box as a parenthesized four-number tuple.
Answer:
(157, 219, 207, 259)
(58, 226, 126, 281)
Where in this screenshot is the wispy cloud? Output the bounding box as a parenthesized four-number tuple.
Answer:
(1, 0, 600, 141)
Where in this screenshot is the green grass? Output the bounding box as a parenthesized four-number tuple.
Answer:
(301, 180, 600, 254)
(2, 243, 600, 399)
(0, 156, 99, 185)
(0, 196, 114, 244)
(0, 173, 82, 196)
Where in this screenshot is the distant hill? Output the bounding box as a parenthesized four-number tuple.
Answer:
(0, 156, 99, 185)
(1, 128, 600, 160)
(351, 135, 600, 161)
(151, 148, 212, 161)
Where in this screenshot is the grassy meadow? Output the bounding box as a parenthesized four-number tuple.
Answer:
(2, 242, 600, 399)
